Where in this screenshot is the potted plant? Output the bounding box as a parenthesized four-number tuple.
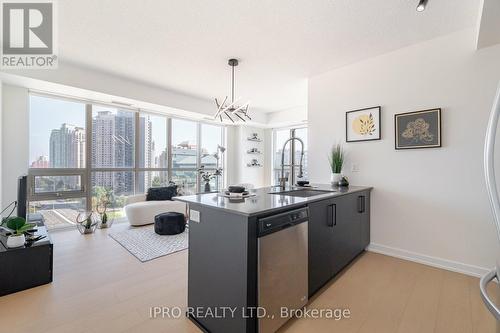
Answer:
(1, 216, 36, 248)
(95, 188, 113, 229)
(198, 165, 222, 193)
(75, 211, 99, 234)
(328, 144, 345, 185)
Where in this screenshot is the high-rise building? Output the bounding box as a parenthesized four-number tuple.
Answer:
(31, 156, 49, 168)
(172, 142, 198, 168)
(49, 124, 85, 168)
(91, 111, 151, 195)
(92, 111, 134, 195)
(91, 111, 116, 191)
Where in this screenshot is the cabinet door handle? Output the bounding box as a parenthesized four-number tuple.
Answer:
(327, 204, 336, 227)
(358, 196, 365, 213)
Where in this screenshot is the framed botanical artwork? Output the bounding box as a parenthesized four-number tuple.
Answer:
(346, 106, 381, 142)
(394, 108, 441, 150)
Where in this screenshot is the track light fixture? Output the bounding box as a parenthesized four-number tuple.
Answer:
(416, 0, 428, 12)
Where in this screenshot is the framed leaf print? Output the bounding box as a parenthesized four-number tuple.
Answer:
(346, 106, 381, 142)
(395, 108, 441, 149)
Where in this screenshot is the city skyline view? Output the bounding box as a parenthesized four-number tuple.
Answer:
(29, 95, 224, 230)
(29, 96, 222, 169)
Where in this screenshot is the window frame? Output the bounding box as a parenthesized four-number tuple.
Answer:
(28, 92, 226, 213)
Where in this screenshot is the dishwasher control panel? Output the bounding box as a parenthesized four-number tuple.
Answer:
(258, 207, 309, 237)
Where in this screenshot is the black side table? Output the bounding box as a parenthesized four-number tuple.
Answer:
(0, 223, 53, 296)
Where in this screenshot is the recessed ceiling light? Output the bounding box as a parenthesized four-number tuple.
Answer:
(416, 0, 428, 12)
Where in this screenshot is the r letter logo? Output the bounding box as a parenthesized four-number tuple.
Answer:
(1, 1, 57, 68)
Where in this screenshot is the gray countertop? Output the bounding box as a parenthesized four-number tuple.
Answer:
(174, 184, 373, 217)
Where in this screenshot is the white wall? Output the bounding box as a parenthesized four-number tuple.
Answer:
(1, 85, 29, 208)
(0, 80, 2, 211)
(266, 105, 308, 128)
(308, 28, 500, 276)
(226, 125, 269, 188)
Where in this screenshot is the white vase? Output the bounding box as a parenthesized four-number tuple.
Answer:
(6, 234, 26, 248)
(331, 173, 342, 185)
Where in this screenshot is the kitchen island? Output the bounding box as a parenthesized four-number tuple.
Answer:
(174, 184, 372, 333)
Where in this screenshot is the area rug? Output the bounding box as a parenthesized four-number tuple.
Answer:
(109, 225, 188, 262)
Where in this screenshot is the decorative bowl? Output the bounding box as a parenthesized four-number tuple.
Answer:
(76, 211, 99, 234)
(228, 185, 246, 193)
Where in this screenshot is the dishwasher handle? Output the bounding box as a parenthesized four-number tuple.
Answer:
(480, 269, 500, 321)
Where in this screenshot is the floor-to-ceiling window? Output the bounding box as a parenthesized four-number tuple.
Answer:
(91, 105, 136, 222)
(28, 93, 225, 230)
(272, 126, 308, 185)
(28, 95, 87, 230)
(137, 112, 169, 192)
(200, 123, 224, 191)
(171, 118, 198, 195)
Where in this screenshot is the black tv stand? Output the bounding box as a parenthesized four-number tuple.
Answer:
(0, 222, 53, 296)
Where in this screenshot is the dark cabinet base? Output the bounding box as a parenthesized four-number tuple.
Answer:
(308, 189, 371, 297)
(0, 226, 53, 297)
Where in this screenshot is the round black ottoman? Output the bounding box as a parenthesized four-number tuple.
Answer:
(154, 212, 186, 235)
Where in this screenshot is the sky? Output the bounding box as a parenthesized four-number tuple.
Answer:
(30, 95, 86, 163)
(29, 95, 223, 164)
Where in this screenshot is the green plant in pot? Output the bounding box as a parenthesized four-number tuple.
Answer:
(93, 187, 114, 229)
(1, 216, 36, 248)
(75, 211, 98, 234)
(328, 144, 345, 185)
(96, 203, 111, 229)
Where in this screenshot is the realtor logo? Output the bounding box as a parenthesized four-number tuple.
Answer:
(1, 0, 57, 68)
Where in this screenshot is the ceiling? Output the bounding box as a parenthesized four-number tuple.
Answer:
(58, 0, 481, 113)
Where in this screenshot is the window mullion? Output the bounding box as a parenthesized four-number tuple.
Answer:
(134, 112, 140, 194)
(85, 103, 92, 211)
(167, 117, 172, 182)
(196, 122, 202, 192)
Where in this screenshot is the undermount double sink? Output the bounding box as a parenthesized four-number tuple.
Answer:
(269, 189, 336, 198)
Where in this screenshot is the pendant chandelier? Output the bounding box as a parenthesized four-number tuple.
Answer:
(214, 58, 251, 123)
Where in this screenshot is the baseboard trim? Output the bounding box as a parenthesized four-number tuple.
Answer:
(367, 243, 490, 278)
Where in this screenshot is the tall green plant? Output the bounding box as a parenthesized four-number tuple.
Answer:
(328, 144, 345, 174)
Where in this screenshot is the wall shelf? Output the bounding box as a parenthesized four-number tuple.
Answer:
(247, 138, 262, 142)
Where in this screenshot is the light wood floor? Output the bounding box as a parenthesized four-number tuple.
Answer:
(0, 224, 496, 333)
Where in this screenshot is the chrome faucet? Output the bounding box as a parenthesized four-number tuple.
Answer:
(279, 137, 305, 190)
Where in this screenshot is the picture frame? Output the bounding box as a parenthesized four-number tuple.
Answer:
(346, 106, 381, 142)
(394, 108, 441, 150)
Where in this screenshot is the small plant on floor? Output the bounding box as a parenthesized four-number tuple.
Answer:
(94, 187, 114, 229)
(75, 211, 99, 234)
(97, 199, 109, 224)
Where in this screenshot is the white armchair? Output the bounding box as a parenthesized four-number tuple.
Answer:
(124, 194, 187, 227)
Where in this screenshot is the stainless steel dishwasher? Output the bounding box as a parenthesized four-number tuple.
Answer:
(258, 207, 309, 333)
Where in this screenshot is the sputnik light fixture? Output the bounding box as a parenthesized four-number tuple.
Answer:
(416, 0, 429, 12)
(214, 58, 251, 123)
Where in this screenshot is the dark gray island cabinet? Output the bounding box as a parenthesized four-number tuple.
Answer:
(308, 190, 370, 296)
(175, 185, 372, 333)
